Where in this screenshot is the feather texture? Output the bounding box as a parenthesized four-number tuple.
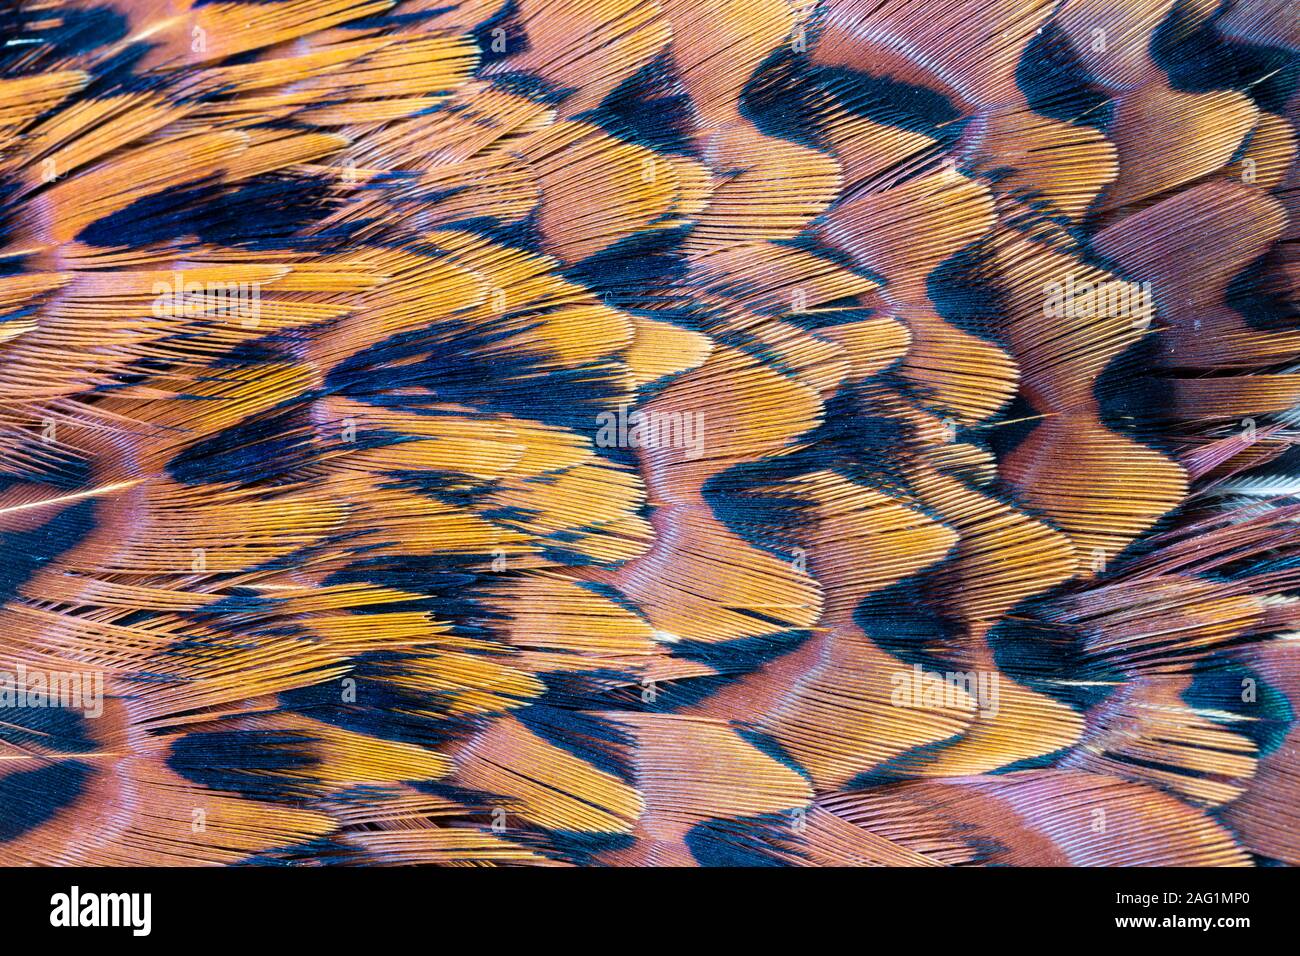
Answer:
(0, 0, 1297, 867)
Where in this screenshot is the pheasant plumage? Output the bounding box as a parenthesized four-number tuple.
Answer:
(0, 0, 1297, 866)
